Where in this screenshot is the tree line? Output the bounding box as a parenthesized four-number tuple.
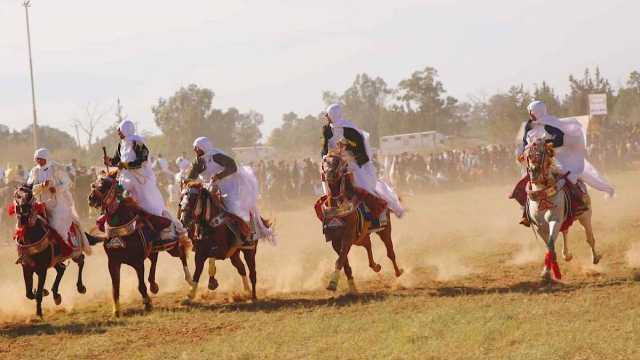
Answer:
(2, 66, 638, 166)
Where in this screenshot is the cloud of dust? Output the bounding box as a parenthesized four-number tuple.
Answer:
(625, 242, 640, 268)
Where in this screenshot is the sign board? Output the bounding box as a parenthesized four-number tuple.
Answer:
(588, 94, 607, 116)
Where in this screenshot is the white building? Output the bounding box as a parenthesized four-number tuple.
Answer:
(379, 131, 447, 155)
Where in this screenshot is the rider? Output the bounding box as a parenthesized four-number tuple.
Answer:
(321, 103, 404, 218)
(188, 136, 273, 247)
(512, 100, 615, 226)
(104, 119, 187, 241)
(27, 148, 92, 255)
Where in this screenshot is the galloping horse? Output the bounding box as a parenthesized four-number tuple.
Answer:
(317, 151, 403, 293)
(88, 172, 192, 317)
(523, 139, 601, 281)
(11, 184, 87, 318)
(179, 182, 258, 301)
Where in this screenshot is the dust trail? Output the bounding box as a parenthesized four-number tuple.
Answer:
(625, 242, 640, 268)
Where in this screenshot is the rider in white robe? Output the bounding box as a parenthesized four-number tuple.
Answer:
(105, 120, 187, 238)
(322, 103, 404, 217)
(27, 148, 91, 255)
(516, 100, 615, 196)
(189, 137, 274, 244)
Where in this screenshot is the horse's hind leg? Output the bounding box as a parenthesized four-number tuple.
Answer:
(108, 258, 122, 317)
(208, 259, 219, 291)
(133, 261, 152, 312)
(361, 236, 382, 273)
(561, 231, 573, 262)
(148, 252, 159, 294)
(579, 212, 601, 264)
(242, 249, 258, 301)
(74, 254, 87, 293)
(230, 252, 250, 294)
(376, 223, 403, 277)
(51, 263, 66, 305)
(179, 247, 195, 286)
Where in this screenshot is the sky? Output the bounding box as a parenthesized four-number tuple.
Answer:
(1, 0, 638, 146)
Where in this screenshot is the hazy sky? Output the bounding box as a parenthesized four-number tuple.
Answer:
(1, 0, 637, 145)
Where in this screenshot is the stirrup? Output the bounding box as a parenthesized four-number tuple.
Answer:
(519, 217, 531, 227)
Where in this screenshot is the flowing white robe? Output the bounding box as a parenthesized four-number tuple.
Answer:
(28, 163, 91, 255)
(197, 148, 274, 243)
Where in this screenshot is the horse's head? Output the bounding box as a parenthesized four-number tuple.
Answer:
(13, 184, 36, 227)
(524, 139, 555, 184)
(179, 181, 224, 229)
(321, 151, 348, 187)
(88, 171, 119, 210)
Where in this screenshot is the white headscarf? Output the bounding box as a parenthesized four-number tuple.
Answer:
(193, 136, 215, 154)
(34, 148, 50, 161)
(326, 103, 357, 129)
(118, 120, 145, 143)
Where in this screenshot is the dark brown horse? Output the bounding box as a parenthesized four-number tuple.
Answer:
(88, 173, 192, 317)
(318, 151, 403, 293)
(178, 182, 258, 301)
(11, 184, 87, 318)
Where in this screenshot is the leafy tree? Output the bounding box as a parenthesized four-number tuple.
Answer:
(564, 67, 615, 116)
(485, 85, 532, 143)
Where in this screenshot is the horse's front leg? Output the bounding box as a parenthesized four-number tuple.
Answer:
(35, 269, 47, 318)
(74, 254, 87, 293)
(133, 260, 152, 312)
(361, 236, 381, 273)
(108, 258, 122, 317)
(544, 220, 563, 281)
(148, 252, 159, 294)
(178, 246, 194, 286)
(187, 252, 206, 301)
(579, 212, 601, 265)
(23, 267, 35, 300)
(243, 249, 258, 301)
(51, 262, 66, 305)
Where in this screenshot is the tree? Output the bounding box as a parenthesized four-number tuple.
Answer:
(611, 70, 640, 124)
(396, 66, 462, 134)
(564, 67, 615, 116)
(533, 81, 565, 117)
(485, 85, 532, 142)
(72, 101, 112, 148)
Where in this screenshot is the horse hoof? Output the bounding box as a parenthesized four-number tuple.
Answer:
(150, 282, 159, 294)
(77, 284, 87, 294)
(563, 254, 573, 262)
(396, 268, 404, 277)
(53, 294, 62, 306)
(371, 264, 382, 273)
(144, 303, 153, 312)
(208, 278, 219, 291)
(326, 281, 338, 292)
(541, 272, 552, 283)
(26, 293, 35, 300)
(113, 310, 121, 318)
(593, 254, 602, 265)
(42, 289, 49, 297)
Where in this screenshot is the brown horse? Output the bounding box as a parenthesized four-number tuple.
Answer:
(11, 184, 87, 318)
(88, 173, 191, 317)
(178, 182, 258, 301)
(318, 152, 403, 293)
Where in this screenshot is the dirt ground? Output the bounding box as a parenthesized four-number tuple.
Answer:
(1, 170, 639, 359)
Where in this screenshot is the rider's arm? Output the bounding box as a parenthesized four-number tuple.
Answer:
(321, 125, 332, 158)
(211, 153, 237, 181)
(544, 125, 564, 148)
(187, 157, 206, 180)
(123, 142, 149, 169)
(343, 127, 370, 167)
(107, 144, 122, 167)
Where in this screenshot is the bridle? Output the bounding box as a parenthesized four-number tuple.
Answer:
(321, 152, 350, 206)
(179, 184, 226, 239)
(89, 176, 118, 212)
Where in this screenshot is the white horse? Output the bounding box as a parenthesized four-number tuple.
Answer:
(523, 139, 601, 281)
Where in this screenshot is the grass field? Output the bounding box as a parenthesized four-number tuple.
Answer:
(1, 170, 639, 359)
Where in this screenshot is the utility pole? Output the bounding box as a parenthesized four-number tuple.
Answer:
(23, 0, 39, 150)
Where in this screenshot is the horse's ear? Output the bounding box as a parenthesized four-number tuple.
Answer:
(108, 169, 119, 178)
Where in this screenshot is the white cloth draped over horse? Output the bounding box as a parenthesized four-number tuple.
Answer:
(325, 104, 404, 217)
(27, 148, 91, 255)
(115, 120, 187, 236)
(516, 101, 615, 197)
(192, 137, 274, 244)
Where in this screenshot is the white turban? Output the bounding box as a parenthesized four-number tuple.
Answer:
(193, 137, 214, 154)
(118, 119, 144, 143)
(325, 103, 343, 123)
(527, 100, 548, 121)
(34, 148, 50, 161)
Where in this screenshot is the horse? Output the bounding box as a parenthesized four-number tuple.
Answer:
(178, 182, 258, 301)
(88, 173, 192, 317)
(11, 184, 87, 318)
(523, 139, 601, 282)
(318, 151, 403, 293)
